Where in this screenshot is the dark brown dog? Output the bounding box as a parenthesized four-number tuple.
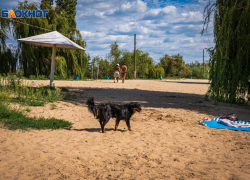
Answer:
(86, 97, 113, 133)
(111, 102, 141, 131)
(87, 97, 142, 132)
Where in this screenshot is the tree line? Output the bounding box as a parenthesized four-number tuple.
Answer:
(88, 42, 209, 80)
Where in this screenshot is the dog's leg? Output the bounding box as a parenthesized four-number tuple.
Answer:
(115, 119, 120, 131)
(125, 118, 132, 131)
(101, 122, 105, 133)
(99, 121, 105, 133)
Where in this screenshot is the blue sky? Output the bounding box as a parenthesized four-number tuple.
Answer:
(2, 0, 215, 63)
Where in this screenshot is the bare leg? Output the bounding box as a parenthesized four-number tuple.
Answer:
(117, 77, 119, 83)
(122, 74, 124, 83)
(114, 77, 116, 83)
(123, 74, 126, 83)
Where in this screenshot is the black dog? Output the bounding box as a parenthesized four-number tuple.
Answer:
(111, 102, 142, 131)
(86, 97, 113, 133)
(86, 97, 142, 133)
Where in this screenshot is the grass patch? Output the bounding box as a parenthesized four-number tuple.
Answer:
(29, 75, 49, 80)
(25, 107, 31, 112)
(0, 103, 72, 130)
(60, 87, 69, 92)
(0, 75, 64, 106)
(50, 103, 57, 110)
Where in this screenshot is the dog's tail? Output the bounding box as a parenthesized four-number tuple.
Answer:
(86, 97, 96, 116)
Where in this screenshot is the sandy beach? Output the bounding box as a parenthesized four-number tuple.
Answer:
(1, 79, 250, 180)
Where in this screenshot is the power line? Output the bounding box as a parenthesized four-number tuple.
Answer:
(8, 18, 53, 33)
(1, 17, 72, 37)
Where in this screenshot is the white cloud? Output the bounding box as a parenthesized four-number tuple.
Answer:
(145, 5, 176, 17)
(181, 11, 203, 21)
(147, 9, 161, 16)
(162, 6, 177, 14)
(121, 2, 132, 11)
(114, 24, 132, 32)
(136, 0, 147, 12)
(115, 0, 147, 14)
(81, 31, 106, 38)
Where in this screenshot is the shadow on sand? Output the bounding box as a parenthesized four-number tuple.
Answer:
(65, 127, 126, 132)
(160, 80, 210, 85)
(62, 86, 250, 120)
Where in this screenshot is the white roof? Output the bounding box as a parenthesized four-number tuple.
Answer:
(18, 31, 85, 51)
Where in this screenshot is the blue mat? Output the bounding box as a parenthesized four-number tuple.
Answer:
(204, 117, 250, 131)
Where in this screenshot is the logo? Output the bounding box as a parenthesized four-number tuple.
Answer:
(1, 10, 49, 18)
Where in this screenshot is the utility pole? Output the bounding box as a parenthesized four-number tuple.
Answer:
(203, 49, 205, 78)
(91, 64, 93, 79)
(97, 65, 99, 79)
(134, 34, 136, 79)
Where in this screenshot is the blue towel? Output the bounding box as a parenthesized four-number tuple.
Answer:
(204, 117, 250, 131)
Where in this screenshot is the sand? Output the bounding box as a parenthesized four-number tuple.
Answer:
(1, 79, 250, 180)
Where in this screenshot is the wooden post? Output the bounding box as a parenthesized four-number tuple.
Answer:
(203, 48, 205, 78)
(134, 34, 136, 79)
(97, 65, 99, 79)
(50, 44, 56, 86)
(91, 64, 93, 79)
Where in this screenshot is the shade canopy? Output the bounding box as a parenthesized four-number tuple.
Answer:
(18, 31, 85, 51)
(18, 31, 85, 86)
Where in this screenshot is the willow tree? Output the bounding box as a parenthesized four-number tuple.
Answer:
(0, 8, 18, 75)
(11, 0, 87, 79)
(202, 0, 250, 103)
(10, 1, 51, 77)
(0, 8, 9, 52)
(55, 0, 87, 79)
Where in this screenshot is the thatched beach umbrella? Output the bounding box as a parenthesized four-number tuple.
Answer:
(18, 31, 85, 86)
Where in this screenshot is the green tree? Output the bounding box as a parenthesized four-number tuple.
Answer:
(190, 61, 203, 79)
(178, 64, 192, 78)
(0, 7, 9, 52)
(0, 49, 17, 74)
(0, 7, 14, 75)
(136, 50, 154, 78)
(108, 42, 122, 62)
(91, 56, 100, 79)
(84, 54, 92, 78)
(54, 56, 67, 79)
(160, 54, 184, 77)
(148, 63, 164, 79)
(108, 42, 122, 77)
(99, 58, 110, 79)
(202, 0, 250, 103)
(10, 0, 87, 79)
(120, 50, 133, 79)
(55, 0, 77, 28)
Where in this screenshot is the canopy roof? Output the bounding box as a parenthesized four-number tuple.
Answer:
(18, 31, 85, 51)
